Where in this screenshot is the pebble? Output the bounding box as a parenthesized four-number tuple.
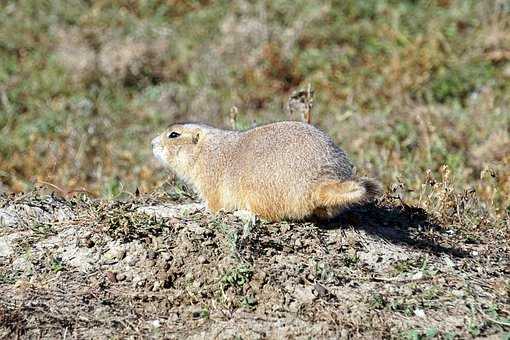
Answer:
(197, 255, 208, 264)
(133, 275, 146, 287)
(414, 308, 426, 318)
(126, 255, 138, 266)
(114, 248, 126, 260)
(152, 280, 163, 291)
(104, 246, 126, 261)
(106, 271, 117, 283)
(161, 252, 172, 261)
(147, 250, 157, 260)
(148, 319, 161, 328)
(145, 260, 156, 268)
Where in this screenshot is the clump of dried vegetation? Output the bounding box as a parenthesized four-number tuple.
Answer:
(0, 0, 509, 338)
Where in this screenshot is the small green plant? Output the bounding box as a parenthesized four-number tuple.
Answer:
(368, 293, 386, 310)
(211, 219, 240, 256)
(192, 308, 210, 319)
(404, 329, 423, 340)
(342, 254, 360, 267)
(221, 264, 253, 289)
(467, 322, 481, 337)
(429, 62, 495, 104)
(48, 256, 64, 273)
(389, 298, 415, 317)
(422, 286, 440, 301)
(425, 327, 438, 338)
(241, 295, 257, 309)
(30, 223, 55, 237)
(103, 177, 123, 199)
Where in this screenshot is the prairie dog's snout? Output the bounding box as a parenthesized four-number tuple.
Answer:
(151, 135, 166, 165)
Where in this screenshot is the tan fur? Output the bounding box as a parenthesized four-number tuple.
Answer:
(152, 121, 382, 221)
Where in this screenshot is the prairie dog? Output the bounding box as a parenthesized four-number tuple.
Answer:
(152, 121, 381, 221)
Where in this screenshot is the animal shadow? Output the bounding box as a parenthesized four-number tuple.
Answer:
(316, 200, 469, 258)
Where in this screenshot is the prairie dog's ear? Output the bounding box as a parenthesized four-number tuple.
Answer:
(192, 133, 200, 144)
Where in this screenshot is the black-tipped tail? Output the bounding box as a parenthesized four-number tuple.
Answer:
(357, 177, 383, 202)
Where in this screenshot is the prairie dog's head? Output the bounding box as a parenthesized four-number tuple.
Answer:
(152, 123, 204, 175)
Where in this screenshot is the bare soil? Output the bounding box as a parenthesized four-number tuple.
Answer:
(0, 190, 509, 339)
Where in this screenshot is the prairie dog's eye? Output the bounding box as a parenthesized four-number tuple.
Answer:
(168, 131, 180, 139)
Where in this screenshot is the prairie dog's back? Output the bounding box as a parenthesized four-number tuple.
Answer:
(229, 121, 353, 182)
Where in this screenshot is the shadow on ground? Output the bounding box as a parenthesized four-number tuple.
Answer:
(316, 200, 470, 258)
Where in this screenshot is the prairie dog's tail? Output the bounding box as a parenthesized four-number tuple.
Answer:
(313, 177, 382, 208)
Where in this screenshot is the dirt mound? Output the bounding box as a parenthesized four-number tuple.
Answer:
(0, 191, 508, 338)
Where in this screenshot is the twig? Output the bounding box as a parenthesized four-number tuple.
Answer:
(229, 106, 239, 130)
(287, 84, 314, 124)
(37, 180, 96, 197)
(305, 83, 313, 124)
(478, 307, 510, 327)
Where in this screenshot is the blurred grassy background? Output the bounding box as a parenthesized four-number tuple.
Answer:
(0, 0, 508, 218)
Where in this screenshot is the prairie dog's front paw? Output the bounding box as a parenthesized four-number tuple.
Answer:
(233, 209, 258, 226)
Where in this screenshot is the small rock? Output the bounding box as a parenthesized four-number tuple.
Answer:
(288, 301, 300, 313)
(0, 236, 14, 257)
(452, 289, 464, 297)
(173, 257, 184, 267)
(503, 63, 510, 78)
(104, 245, 126, 261)
(85, 238, 95, 248)
(314, 282, 328, 297)
(123, 272, 133, 282)
(147, 250, 158, 260)
(12, 257, 32, 272)
(125, 255, 138, 266)
(197, 255, 208, 264)
(161, 252, 172, 261)
(188, 223, 207, 235)
(414, 308, 426, 318)
(148, 319, 161, 328)
(116, 273, 126, 281)
(233, 210, 257, 224)
(294, 286, 315, 304)
(106, 271, 117, 283)
(443, 256, 455, 268)
(0, 209, 18, 228)
(133, 275, 146, 287)
(152, 280, 163, 291)
(113, 248, 126, 260)
(280, 223, 291, 233)
(144, 260, 156, 268)
(411, 271, 424, 280)
(137, 203, 205, 219)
